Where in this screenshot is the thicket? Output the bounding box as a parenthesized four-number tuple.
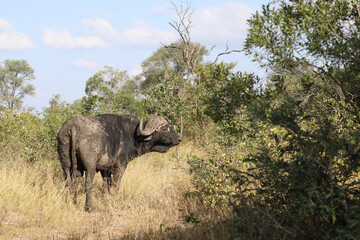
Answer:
(1, 0, 360, 239)
(187, 1, 360, 239)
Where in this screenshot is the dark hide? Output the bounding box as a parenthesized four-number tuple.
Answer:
(57, 114, 180, 211)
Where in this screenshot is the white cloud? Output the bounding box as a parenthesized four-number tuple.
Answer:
(70, 59, 101, 70)
(0, 32, 35, 50)
(82, 18, 176, 48)
(122, 21, 176, 47)
(43, 28, 110, 49)
(192, 2, 253, 45)
(0, 19, 12, 31)
(44, 18, 176, 50)
(82, 18, 120, 39)
(0, 18, 35, 50)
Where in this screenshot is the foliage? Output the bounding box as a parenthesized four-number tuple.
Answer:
(138, 40, 210, 138)
(186, 63, 261, 213)
(0, 110, 51, 162)
(186, 1, 360, 239)
(82, 66, 145, 117)
(189, 1, 360, 239)
(146, 70, 187, 132)
(0, 59, 35, 111)
(198, 63, 262, 137)
(137, 40, 208, 93)
(0, 96, 84, 163)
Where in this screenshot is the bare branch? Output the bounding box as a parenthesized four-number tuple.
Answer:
(167, 0, 198, 78)
(170, 0, 193, 43)
(211, 44, 249, 65)
(163, 43, 180, 50)
(265, 206, 296, 237)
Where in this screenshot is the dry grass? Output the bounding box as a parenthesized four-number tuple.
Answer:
(0, 142, 232, 240)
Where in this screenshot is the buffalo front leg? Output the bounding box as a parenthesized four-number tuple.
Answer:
(112, 163, 128, 189)
(84, 170, 95, 212)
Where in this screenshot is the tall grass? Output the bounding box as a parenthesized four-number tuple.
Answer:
(0, 160, 77, 238)
(0, 142, 230, 239)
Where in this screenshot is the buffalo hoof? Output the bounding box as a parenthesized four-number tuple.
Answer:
(84, 204, 94, 212)
(71, 170, 82, 178)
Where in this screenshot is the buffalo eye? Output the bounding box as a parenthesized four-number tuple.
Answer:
(160, 126, 169, 132)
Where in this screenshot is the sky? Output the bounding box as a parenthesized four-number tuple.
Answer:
(0, 0, 269, 112)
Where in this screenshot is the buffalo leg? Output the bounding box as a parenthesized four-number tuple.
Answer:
(100, 170, 112, 193)
(64, 167, 72, 202)
(58, 139, 73, 202)
(112, 163, 128, 188)
(84, 170, 95, 212)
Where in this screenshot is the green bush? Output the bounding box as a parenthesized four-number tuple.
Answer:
(0, 111, 51, 162)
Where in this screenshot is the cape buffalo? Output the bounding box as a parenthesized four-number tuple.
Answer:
(57, 114, 181, 211)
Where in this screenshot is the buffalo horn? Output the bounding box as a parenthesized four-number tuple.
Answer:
(139, 116, 168, 136)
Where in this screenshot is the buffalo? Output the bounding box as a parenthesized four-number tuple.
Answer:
(57, 114, 181, 211)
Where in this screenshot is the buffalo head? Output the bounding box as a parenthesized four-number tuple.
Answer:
(137, 116, 181, 153)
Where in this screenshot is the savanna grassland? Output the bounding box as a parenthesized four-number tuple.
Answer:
(0, 137, 229, 240)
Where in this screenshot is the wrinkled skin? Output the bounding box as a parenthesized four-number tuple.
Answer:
(57, 114, 180, 211)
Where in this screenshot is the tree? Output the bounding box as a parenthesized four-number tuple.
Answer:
(167, 0, 203, 79)
(0, 59, 35, 111)
(137, 1, 214, 137)
(231, 0, 360, 238)
(159, 1, 247, 137)
(136, 39, 208, 137)
(189, 0, 360, 239)
(82, 66, 144, 116)
(245, 0, 360, 104)
(168, 1, 245, 70)
(137, 40, 208, 93)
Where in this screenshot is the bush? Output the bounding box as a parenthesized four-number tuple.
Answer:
(0, 111, 52, 163)
(189, 58, 360, 239)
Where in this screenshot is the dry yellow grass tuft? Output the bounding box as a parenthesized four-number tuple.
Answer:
(0, 142, 224, 239)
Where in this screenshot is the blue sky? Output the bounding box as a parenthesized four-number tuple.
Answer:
(0, 0, 269, 112)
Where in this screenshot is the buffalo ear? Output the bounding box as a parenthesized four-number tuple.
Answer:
(144, 135, 152, 141)
(137, 135, 152, 142)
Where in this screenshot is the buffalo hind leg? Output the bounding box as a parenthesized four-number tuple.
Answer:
(101, 170, 112, 193)
(58, 140, 73, 202)
(84, 170, 95, 212)
(64, 167, 72, 202)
